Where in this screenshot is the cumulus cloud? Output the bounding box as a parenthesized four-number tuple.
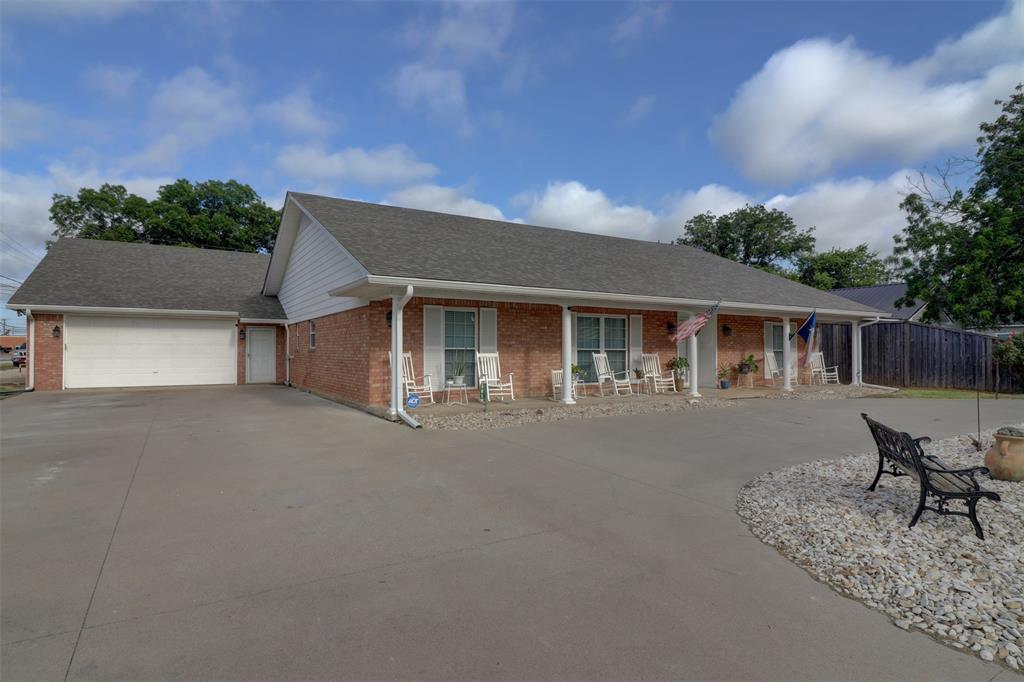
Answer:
(387, 184, 508, 221)
(0, 164, 172, 280)
(623, 95, 656, 125)
(392, 63, 473, 136)
(712, 0, 1024, 183)
(257, 89, 340, 138)
(126, 66, 246, 169)
(611, 2, 670, 45)
(523, 181, 659, 238)
(82, 65, 142, 99)
(276, 143, 438, 186)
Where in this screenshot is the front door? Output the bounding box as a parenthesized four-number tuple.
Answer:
(246, 328, 276, 383)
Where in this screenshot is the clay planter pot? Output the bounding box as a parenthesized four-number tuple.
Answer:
(985, 434, 1024, 482)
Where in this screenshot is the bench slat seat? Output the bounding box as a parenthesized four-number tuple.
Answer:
(861, 414, 1001, 539)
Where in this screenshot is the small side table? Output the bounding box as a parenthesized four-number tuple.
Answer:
(444, 380, 468, 405)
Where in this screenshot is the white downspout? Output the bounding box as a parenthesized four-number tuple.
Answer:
(26, 308, 35, 391)
(390, 285, 420, 428)
(284, 322, 290, 385)
(855, 316, 901, 391)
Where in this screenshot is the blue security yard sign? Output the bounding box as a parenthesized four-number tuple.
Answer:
(406, 394, 421, 409)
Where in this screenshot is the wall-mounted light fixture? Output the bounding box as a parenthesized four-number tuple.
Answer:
(52, 325, 62, 338)
(722, 325, 733, 337)
(666, 322, 677, 335)
(386, 311, 393, 328)
(238, 327, 246, 341)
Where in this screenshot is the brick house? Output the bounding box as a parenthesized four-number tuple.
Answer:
(8, 192, 885, 420)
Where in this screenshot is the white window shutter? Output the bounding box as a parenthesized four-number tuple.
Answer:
(763, 321, 773, 379)
(424, 306, 444, 383)
(630, 314, 643, 371)
(479, 308, 497, 353)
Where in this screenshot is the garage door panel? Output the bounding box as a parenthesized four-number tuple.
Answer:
(65, 316, 237, 389)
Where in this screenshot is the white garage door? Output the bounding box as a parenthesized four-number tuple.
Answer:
(64, 315, 237, 389)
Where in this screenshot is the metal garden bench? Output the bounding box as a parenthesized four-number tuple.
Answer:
(861, 413, 1001, 539)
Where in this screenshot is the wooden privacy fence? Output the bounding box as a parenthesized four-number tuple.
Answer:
(819, 321, 1023, 393)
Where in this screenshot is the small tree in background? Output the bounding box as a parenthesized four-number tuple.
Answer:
(795, 244, 891, 290)
(676, 204, 815, 272)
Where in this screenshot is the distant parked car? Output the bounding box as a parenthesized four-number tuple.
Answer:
(12, 347, 27, 367)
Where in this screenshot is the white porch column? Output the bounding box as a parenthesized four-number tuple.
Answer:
(851, 321, 861, 385)
(687, 328, 701, 398)
(782, 316, 793, 391)
(560, 305, 576, 405)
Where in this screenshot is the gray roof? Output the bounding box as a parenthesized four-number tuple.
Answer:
(8, 239, 284, 318)
(830, 283, 923, 319)
(291, 192, 881, 314)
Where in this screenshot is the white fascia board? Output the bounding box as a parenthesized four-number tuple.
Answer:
(328, 275, 889, 320)
(262, 196, 303, 296)
(240, 318, 288, 324)
(6, 304, 239, 319)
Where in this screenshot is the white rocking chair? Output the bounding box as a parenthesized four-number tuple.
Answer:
(593, 352, 632, 396)
(641, 353, 676, 393)
(388, 351, 435, 403)
(764, 351, 783, 385)
(476, 352, 515, 401)
(810, 351, 840, 384)
(551, 368, 585, 400)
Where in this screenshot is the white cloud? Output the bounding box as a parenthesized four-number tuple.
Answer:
(766, 171, 913, 252)
(623, 95, 656, 125)
(126, 66, 246, 169)
(523, 181, 660, 238)
(0, 96, 60, 150)
(0, 164, 172, 280)
(403, 2, 516, 65)
(387, 184, 508, 221)
(611, 2, 670, 45)
(276, 144, 438, 186)
(392, 63, 474, 136)
(712, 1, 1024, 183)
(82, 65, 142, 99)
(257, 89, 340, 138)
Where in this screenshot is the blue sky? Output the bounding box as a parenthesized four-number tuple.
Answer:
(2, 0, 1022, 327)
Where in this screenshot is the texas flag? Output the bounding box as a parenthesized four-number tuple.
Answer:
(794, 310, 819, 368)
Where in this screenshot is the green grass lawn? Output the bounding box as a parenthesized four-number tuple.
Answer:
(881, 388, 1024, 399)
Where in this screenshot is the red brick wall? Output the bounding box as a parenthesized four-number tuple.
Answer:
(237, 324, 286, 384)
(288, 307, 373, 406)
(31, 313, 63, 391)
(715, 314, 811, 386)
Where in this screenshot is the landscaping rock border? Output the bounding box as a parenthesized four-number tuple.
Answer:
(737, 427, 1024, 672)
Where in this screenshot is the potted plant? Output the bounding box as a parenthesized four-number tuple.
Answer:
(667, 356, 689, 391)
(737, 354, 758, 375)
(451, 361, 466, 386)
(571, 363, 585, 383)
(633, 367, 645, 380)
(717, 364, 733, 389)
(985, 425, 1024, 482)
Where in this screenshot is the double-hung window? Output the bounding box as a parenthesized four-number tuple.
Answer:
(575, 315, 627, 381)
(444, 310, 476, 386)
(309, 320, 317, 349)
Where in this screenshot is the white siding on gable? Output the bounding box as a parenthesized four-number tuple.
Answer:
(277, 215, 367, 322)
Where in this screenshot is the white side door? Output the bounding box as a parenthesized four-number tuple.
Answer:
(246, 327, 276, 383)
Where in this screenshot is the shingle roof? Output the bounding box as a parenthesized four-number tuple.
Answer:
(830, 283, 923, 319)
(291, 192, 882, 314)
(8, 239, 284, 318)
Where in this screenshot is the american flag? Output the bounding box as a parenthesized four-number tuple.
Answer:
(672, 302, 720, 342)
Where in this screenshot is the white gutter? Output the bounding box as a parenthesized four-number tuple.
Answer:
(5, 304, 239, 318)
(330, 275, 886, 320)
(390, 285, 420, 428)
(240, 318, 288, 324)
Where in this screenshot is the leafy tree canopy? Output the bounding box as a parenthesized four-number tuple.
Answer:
(892, 83, 1024, 328)
(676, 204, 815, 270)
(49, 179, 280, 252)
(795, 244, 891, 290)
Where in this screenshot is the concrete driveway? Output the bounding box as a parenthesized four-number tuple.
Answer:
(2, 387, 1021, 681)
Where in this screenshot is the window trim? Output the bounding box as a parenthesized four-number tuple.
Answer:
(443, 307, 478, 388)
(308, 320, 317, 349)
(574, 314, 628, 379)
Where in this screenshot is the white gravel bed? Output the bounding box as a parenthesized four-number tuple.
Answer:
(737, 426, 1024, 671)
(418, 396, 737, 430)
(759, 384, 893, 400)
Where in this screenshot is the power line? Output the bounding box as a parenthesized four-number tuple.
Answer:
(0, 274, 24, 284)
(0, 233, 43, 261)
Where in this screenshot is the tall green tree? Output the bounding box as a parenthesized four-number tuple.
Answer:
(892, 83, 1024, 327)
(49, 179, 280, 252)
(676, 205, 815, 270)
(796, 244, 891, 290)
